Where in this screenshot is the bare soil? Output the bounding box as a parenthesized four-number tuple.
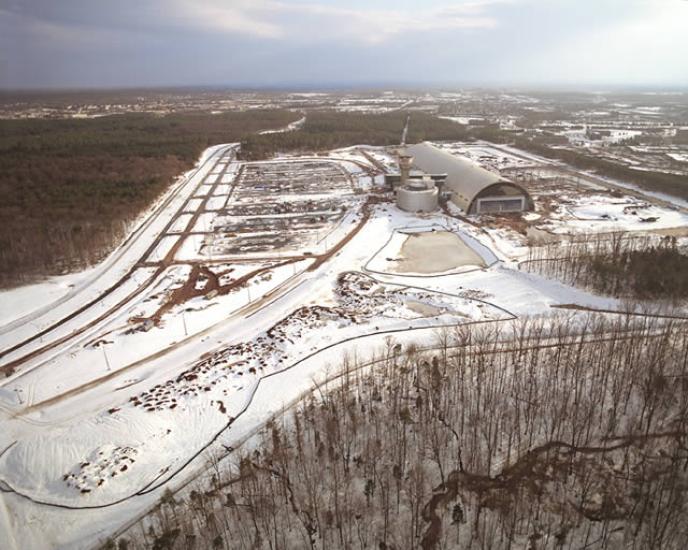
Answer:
(395, 231, 485, 274)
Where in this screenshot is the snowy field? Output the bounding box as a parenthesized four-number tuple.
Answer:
(540, 193, 688, 234)
(433, 140, 550, 171)
(1, 141, 687, 550)
(0, 203, 618, 549)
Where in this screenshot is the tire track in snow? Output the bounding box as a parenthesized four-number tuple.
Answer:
(0, 279, 515, 510)
(0, 492, 20, 550)
(0, 145, 235, 374)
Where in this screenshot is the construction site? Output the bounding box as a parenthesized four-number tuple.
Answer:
(1, 131, 688, 550)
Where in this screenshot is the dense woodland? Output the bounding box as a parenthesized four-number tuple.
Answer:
(0, 110, 298, 286)
(113, 314, 688, 549)
(0, 109, 470, 286)
(238, 111, 469, 160)
(2, 106, 684, 287)
(523, 233, 688, 301)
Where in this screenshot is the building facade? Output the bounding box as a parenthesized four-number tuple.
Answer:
(396, 178, 439, 212)
(406, 142, 533, 214)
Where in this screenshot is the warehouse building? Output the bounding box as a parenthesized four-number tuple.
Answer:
(406, 142, 533, 214)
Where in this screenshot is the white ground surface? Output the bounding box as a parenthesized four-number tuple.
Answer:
(540, 193, 688, 234)
(0, 267, 101, 328)
(0, 142, 683, 550)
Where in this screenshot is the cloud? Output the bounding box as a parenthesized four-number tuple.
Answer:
(509, 0, 688, 85)
(290, 2, 501, 43)
(3, 0, 509, 49)
(2, 0, 687, 89)
(0, 7, 145, 50)
(166, 0, 284, 38)
(162, 0, 506, 43)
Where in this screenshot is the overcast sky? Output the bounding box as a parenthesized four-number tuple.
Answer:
(1, 0, 687, 89)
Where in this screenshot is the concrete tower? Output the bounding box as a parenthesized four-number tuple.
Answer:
(398, 153, 413, 185)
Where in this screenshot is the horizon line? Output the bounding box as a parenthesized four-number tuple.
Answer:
(1, 82, 687, 96)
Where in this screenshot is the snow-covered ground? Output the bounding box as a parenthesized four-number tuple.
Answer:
(366, 224, 496, 276)
(0, 145, 233, 333)
(0, 145, 237, 362)
(258, 115, 306, 135)
(1, 142, 684, 550)
(540, 193, 688, 234)
(0, 201, 619, 550)
(0, 267, 102, 328)
(433, 141, 544, 171)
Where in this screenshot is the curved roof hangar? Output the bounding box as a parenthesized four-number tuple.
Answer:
(406, 142, 532, 214)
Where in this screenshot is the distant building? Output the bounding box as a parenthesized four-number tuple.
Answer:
(406, 142, 533, 214)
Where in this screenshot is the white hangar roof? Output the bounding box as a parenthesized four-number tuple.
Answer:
(405, 142, 529, 212)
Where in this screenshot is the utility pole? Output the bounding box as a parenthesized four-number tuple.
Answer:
(102, 345, 111, 372)
(182, 310, 188, 336)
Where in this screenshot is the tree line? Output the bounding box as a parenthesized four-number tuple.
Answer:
(1, 109, 473, 287)
(523, 233, 688, 301)
(238, 111, 470, 160)
(0, 110, 299, 287)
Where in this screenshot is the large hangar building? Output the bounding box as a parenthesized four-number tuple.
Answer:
(406, 142, 533, 215)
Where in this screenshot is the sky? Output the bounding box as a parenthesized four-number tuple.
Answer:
(1, 0, 687, 90)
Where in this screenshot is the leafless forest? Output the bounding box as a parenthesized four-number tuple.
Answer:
(522, 233, 688, 300)
(113, 314, 688, 550)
